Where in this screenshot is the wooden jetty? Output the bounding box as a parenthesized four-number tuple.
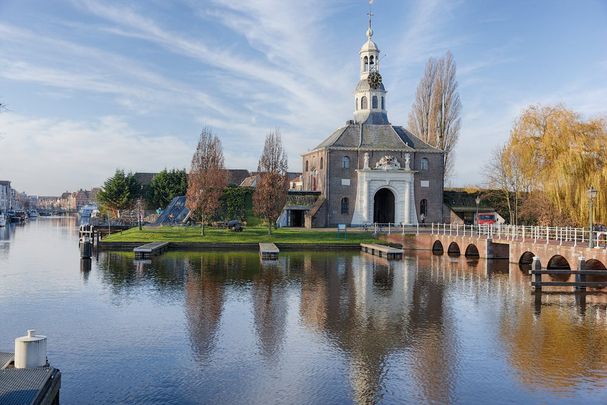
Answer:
(133, 242, 169, 259)
(0, 352, 61, 405)
(259, 243, 279, 260)
(360, 243, 403, 260)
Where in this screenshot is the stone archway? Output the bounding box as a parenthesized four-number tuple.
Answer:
(373, 188, 395, 224)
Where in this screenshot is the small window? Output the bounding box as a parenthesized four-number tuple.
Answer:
(305, 160, 309, 171)
(363, 56, 369, 72)
(420, 199, 428, 217)
(370, 55, 374, 68)
(420, 157, 429, 171)
(341, 197, 349, 214)
(355, 98, 358, 111)
(320, 157, 323, 170)
(372, 96, 378, 109)
(361, 96, 368, 109)
(381, 96, 385, 110)
(342, 156, 350, 169)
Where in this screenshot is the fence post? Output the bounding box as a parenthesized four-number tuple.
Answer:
(388, 223, 391, 235)
(416, 223, 419, 235)
(546, 227, 549, 245)
(576, 256, 586, 292)
(532, 256, 542, 291)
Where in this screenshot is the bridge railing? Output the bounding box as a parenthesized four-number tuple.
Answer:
(427, 223, 607, 247)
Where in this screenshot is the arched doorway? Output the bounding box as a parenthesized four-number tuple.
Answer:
(373, 188, 395, 224)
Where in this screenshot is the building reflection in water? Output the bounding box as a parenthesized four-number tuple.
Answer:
(94, 248, 607, 402)
(299, 252, 456, 404)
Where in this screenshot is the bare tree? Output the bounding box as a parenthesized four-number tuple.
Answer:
(186, 128, 228, 236)
(253, 129, 289, 235)
(408, 51, 461, 181)
(407, 58, 437, 144)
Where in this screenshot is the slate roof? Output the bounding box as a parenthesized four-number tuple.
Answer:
(133, 172, 157, 186)
(227, 169, 250, 186)
(311, 123, 440, 152)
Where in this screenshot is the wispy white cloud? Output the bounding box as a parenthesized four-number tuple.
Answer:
(0, 112, 192, 195)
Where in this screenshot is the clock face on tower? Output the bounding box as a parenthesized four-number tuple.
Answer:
(367, 71, 382, 89)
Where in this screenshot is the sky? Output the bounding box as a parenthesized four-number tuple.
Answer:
(1, 0, 606, 195)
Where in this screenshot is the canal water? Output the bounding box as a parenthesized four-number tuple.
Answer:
(1, 217, 607, 404)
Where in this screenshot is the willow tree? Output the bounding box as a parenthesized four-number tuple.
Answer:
(253, 129, 289, 235)
(186, 128, 228, 236)
(488, 104, 607, 226)
(408, 51, 461, 181)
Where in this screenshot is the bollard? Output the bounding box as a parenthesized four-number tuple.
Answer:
(80, 237, 92, 259)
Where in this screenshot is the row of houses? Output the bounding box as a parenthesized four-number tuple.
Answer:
(0, 180, 17, 212)
(37, 188, 100, 212)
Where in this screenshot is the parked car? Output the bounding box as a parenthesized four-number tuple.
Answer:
(227, 220, 244, 232)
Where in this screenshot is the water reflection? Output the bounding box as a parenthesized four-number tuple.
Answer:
(83, 246, 607, 403)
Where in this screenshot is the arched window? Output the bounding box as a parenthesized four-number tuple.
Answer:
(420, 199, 428, 217)
(355, 98, 358, 111)
(361, 96, 368, 109)
(420, 157, 429, 171)
(320, 157, 323, 170)
(305, 160, 309, 171)
(369, 55, 375, 69)
(312, 177, 317, 191)
(341, 197, 349, 214)
(363, 56, 369, 72)
(372, 96, 378, 109)
(342, 156, 350, 169)
(381, 96, 385, 110)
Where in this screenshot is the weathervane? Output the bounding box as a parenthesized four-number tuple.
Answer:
(367, 0, 374, 38)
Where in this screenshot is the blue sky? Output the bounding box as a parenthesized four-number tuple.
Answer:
(1, 0, 606, 195)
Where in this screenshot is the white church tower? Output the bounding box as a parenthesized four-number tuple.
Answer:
(353, 12, 389, 125)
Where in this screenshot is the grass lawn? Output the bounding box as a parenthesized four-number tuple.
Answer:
(104, 225, 378, 244)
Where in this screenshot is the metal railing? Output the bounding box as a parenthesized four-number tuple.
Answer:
(429, 223, 607, 248)
(365, 222, 607, 248)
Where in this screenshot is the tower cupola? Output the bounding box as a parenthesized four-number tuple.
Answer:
(353, 11, 388, 125)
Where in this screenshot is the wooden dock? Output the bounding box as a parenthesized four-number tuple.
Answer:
(0, 352, 61, 405)
(133, 242, 169, 259)
(360, 243, 403, 260)
(259, 243, 279, 260)
(530, 269, 607, 291)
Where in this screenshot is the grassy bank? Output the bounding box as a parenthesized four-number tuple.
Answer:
(104, 225, 377, 245)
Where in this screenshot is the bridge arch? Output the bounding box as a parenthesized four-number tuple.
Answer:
(519, 251, 536, 265)
(464, 244, 480, 258)
(547, 255, 571, 282)
(432, 240, 444, 255)
(585, 259, 607, 287)
(447, 242, 461, 257)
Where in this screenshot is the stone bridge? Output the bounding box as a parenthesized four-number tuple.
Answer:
(382, 228, 607, 273)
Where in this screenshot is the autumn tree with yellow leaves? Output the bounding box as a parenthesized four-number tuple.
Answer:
(486, 105, 607, 226)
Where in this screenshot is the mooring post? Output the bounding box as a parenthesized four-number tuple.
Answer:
(532, 256, 542, 291)
(576, 256, 586, 292)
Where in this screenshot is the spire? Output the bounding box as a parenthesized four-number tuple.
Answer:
(354, 1, 388, 125)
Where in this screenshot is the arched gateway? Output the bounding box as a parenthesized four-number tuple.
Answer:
(373, 188, 395, 223)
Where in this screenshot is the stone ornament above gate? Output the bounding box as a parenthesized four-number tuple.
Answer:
(375, 155, 401, 170)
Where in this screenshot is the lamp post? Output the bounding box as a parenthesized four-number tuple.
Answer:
(588, 187, 597, 248)
(475, 195, 481, 225)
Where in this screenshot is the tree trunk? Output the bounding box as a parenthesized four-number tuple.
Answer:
(200, 213, 205, 236)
